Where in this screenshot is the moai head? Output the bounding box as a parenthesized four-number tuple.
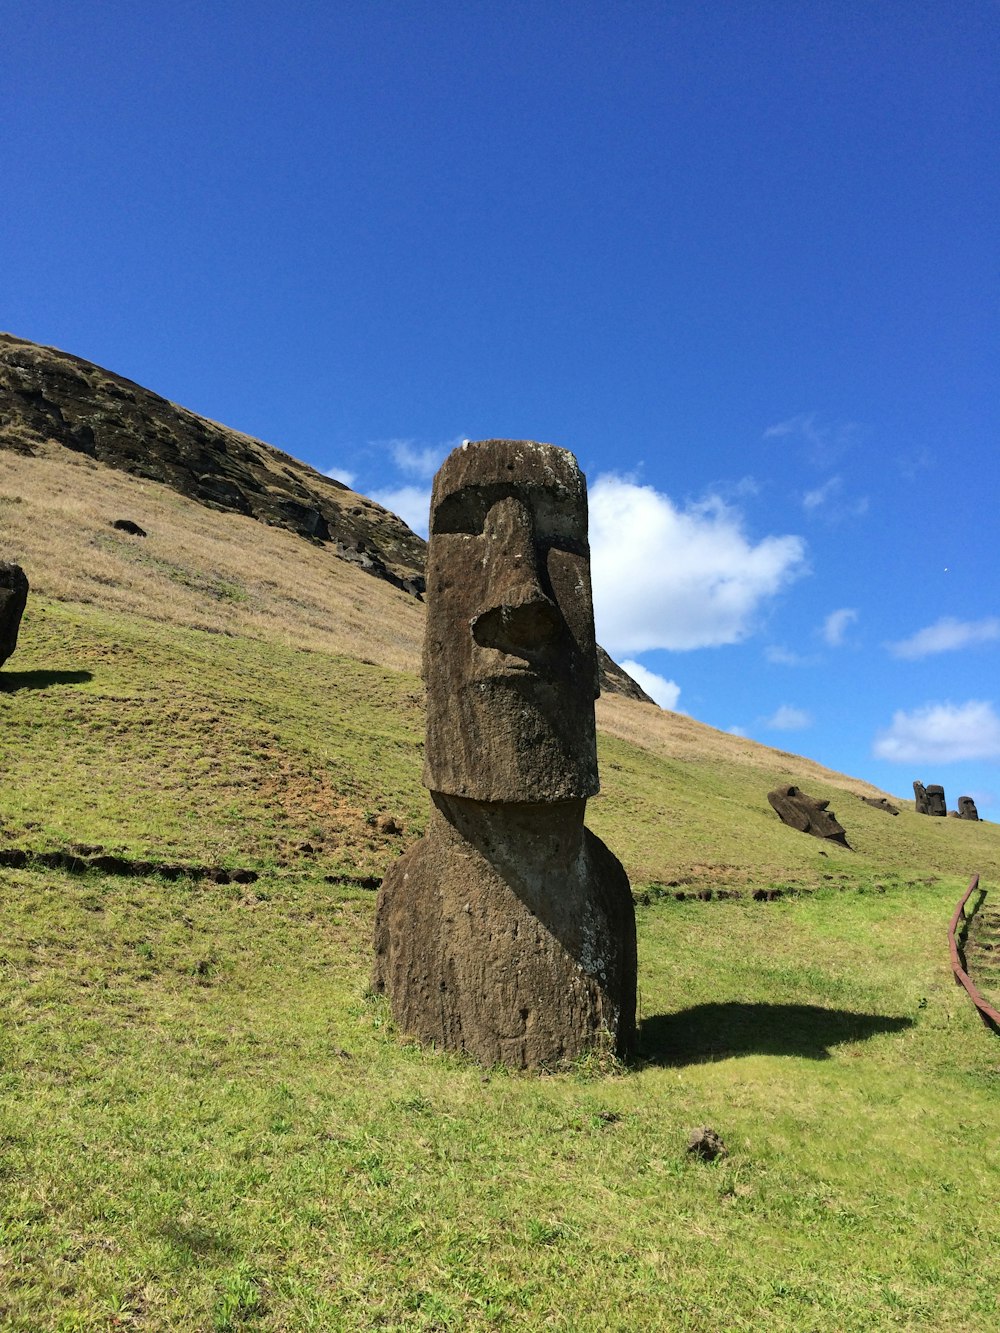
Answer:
(913, 781, 929, 815)
(422, 439, 600, 802)
(926, 784, 946, 817)
(958, 795, 980, 821)
(767, 785, 850, 847)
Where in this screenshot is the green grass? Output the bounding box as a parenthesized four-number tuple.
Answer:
(2, 867, 997, 1330)
(1, 600, 428, 876)
(2, 598, 1000, 1329)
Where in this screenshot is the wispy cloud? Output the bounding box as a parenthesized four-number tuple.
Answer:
(803, 476, 842, 510)
(589, 475, 807, 655)
(765, 645, 813, 667)
(763, 412, 861, 466)
(760, 704, 812, 731)
(886, 616, 1000, 660)
(764, 413, 827, 448)
(386, 438, 459, 481)
(323, 465, 357, 489)
(822, 608, 858, 647)
(618, 660, 681, 711)
(369, 484, 433, 537)
(874, 700, 1000, 763)
(897, 445, 933, 483)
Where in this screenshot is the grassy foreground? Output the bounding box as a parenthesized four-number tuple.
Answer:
(2, 865, 997, 1331)
(2, 600, 999, 1330)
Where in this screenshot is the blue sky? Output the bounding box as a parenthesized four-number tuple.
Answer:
(4, 2, 999, 809)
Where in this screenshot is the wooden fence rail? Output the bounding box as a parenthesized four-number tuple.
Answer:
(948, 874, 1000, 1033)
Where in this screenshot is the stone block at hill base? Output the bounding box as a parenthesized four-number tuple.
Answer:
(372, 439, 637, 1068)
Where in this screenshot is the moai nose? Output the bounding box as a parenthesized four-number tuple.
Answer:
(471, 496, 561, 653)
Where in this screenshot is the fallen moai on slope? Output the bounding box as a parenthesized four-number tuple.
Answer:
(861, 795, 900, 816)
(767, 784, 851, 848)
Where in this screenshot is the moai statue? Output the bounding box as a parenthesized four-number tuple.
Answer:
(926, 784, 947, 817)
(861, 795, 900, 816)
(913, 781, 930, 815)
(373, 440, 637, 1068)
(767, 785, 851, 847)
(0, 562, 29, 667)
(957, 796, 980, 821)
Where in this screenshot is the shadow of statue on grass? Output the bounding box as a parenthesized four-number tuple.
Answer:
(0, 669, 93, 692)
(638, 1002, 914, 1066)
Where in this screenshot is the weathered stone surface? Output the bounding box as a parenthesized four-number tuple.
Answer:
(958, 795, 980, 821)
(913, 781, 929, 814)
(0, 561, 28, 666)
(422, 440, 599, 803)
(374, 796, 636, 1067)
(687, 1126, 728, 1161)
(861, 795, 900, 816)
(374, 439, 637, 1067)
(926, 784, 946, 817)
(767, 784, 850, 847)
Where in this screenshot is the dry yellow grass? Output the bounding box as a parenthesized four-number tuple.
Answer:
(2, 443, 891, 801)
(0, 444, 423, 673)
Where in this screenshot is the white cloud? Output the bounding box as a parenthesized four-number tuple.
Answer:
(383, 437, 462, 480)
(873, 700, 1000, 764)
(728, 725, 747, 737)
(618, 660, 681, 711)
(324, 465, 357, 489)
(370, 485, 432, 538)
(763, 413, 860, 464)
(588, 475, 807, 654)
(822, 608, 858, 647)
(760, 705, 812, 731)
(764, 413, 826, 447)
(765, 645, 812, 666)
(803, 476, 842, 510)
(886, 616, 1000, 661)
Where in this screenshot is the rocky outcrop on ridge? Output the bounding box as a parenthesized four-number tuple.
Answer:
(0, 332, 426, 595)
(0, 332, 655, 701)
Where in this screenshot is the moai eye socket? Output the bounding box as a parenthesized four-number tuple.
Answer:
(433, 482, 588, 554)
(432, 484, 509, 535)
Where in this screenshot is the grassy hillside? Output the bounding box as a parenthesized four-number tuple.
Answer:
(3, 450, 1000, 1330)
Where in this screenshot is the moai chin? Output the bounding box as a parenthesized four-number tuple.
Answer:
(373, 440, 637, 1068)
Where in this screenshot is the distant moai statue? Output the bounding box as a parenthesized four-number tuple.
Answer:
(913, 781, 933, 815)
(0, 562, 28, 667)
(926, 784, 947, 817)
(373, 439, 637, 1067)
(957, 796, 980, 821)
(767, 785, 851, 847)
